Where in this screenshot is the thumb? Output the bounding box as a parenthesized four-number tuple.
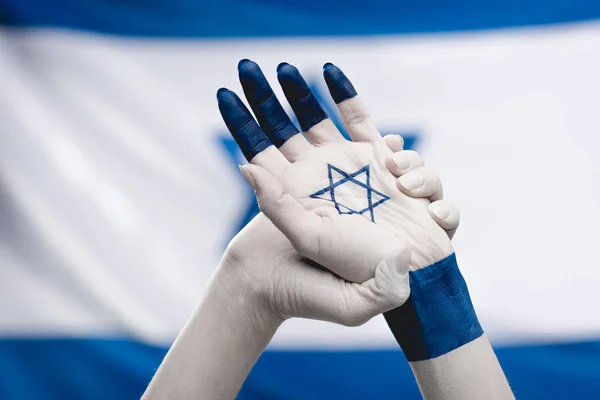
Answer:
(428, 200, 460, 239)
(293, 246, 412, 327)
(239, 164, 321, 250)
(360, 246, 412, 317)
(375, 246, 411, 296)
(384, 246, 411, 276)
(328, 246, 412, 327)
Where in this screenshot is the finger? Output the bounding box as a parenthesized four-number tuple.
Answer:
(385, 150, 424, 177)
(383, 134, 404, 153)
(397, 167, 443, 201)
(300, 247, 411, 327)
(239, 164, 321, 245)
(277, 62, 343, 146)
(217, 88, 288, 172)
(428, 200, 460, 239)
(383, 134, 404, 152)
(323, 63, 381, 143)
(238, 59, 310, 161)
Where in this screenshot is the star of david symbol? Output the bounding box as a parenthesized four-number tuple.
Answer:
(218, 77, 420, 242)
(310, 164, 390, 223)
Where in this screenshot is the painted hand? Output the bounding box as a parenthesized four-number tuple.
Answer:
(219, 61, 454, 285)
(220, 140, 457, 327)
(382, 134, 460, 240)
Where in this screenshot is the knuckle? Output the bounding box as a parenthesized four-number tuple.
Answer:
(346, 112, 369, 127)
(391, 287, 411, 307)
(423, 166, 441, 183)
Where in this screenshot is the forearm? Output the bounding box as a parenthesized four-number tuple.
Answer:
(410, 335, 513, 399)
(142, 258, 281, 400)
(384, 254, 513, 400)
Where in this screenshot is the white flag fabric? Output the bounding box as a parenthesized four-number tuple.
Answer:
(1, 1, 600, 399)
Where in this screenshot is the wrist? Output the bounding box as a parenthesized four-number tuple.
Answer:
(143, 257, 282, 400)
(384, 253, 483, 362)
(215, 254, 284, 336)
(410, 224, 455, 270)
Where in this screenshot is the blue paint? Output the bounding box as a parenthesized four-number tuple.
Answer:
(307, 79, 350, 139)
(217, 88, 272, 161)
(323, 63, 358, 104)
(384, 253, 484, 361)
(310, 164, 390, 222)
(218, 76, 420, 237)
(276, 62, 288, 74)
(238, 60, 300, 148)
(2, 0, 600, 38)
(277, 63, 328, 133)
(305, 75, 421, 146)
(216, 87, 227, 98)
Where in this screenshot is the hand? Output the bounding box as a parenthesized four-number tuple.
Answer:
(382, 134, 460, 240)
(142, 61, 464, 400)
(219, 60, 454, 283)
(217, 60, 459, 327)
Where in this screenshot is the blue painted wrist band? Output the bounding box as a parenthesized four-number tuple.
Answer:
(384, 253, 483, 362)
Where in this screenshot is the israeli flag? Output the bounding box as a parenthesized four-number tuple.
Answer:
(1, 1, 600, 399)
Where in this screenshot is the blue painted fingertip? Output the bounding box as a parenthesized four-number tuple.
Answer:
(216, 87, 228, 98)
(323, 63, 358, 104)
(217, 89, 272, 161)
(238, 60, 299, 147)
(237, 58, 251, 69)
(277, 63, 328, 132)
(277, 62, 289, 73)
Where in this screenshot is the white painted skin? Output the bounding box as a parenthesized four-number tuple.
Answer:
(143, 98, 508, 399)
(384, 135, 512, 399)
(411, 335, 515, 400)
(242, 99, 455, 276)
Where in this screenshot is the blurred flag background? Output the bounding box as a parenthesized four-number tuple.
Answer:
(1, 1, 600, 399)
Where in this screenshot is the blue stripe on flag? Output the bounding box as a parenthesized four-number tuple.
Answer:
(1, 338, 600, 399)
(0, 0, 600, 37)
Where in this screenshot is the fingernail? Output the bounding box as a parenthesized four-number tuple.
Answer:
(386, 247, 411, 275)
(430, 201, 451, 220)
(322, 63, 357, 103)
(277, 62, 290, 73)
(392, 153, 412, 171)
(238, 165, 256, 188)
(237, 59, 252, 69)
(216, 87, 228, 99)
(384, 134, 404, 152)
(399, 173, 424, 191)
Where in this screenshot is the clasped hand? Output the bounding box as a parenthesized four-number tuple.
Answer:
(215, 60, 459, 327)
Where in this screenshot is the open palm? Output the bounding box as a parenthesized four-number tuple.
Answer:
(219, 61, 453, 282)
